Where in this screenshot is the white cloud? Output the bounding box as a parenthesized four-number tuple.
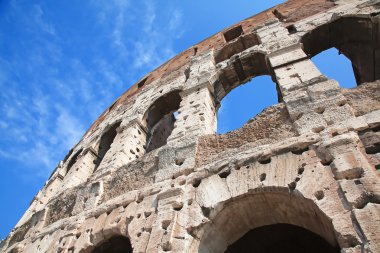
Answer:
(32, 5, 56, 35)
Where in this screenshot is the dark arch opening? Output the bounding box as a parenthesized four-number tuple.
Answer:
(302, 16, 380, 84)
(225, 223, 340, 253)
(91, 236, 132, 253)
(94, 121, 121, 170)
(66, 148, 83, 173)
(143, 90, 181, 152)
(197, 191, 340, 253)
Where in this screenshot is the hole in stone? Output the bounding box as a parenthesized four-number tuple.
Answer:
(259, 173, 266, 182)
(375, 164, 380, 170)
(173, 203, 183, 211)
(365, 143, 380, 154)
(313, 126, 325, 133)
(291, 147, 309, 155)
(315, 107, 325, 114)
(314, 190, 325, 200)
(219, 169, 231, 179)
(321, 160, 332, 166)
(201, 206, 211, 218)
(286, 25, 297, 34)
(259, 158, 271, 164)
(272, 9, 285, 21)
(288, 181, 297, 191)
(337, 101, 346, 107)
(298, 167, 305, 175)
(162, 220, 171, 230)
(354, 179, 362, 185)
(175, 158, 185, 166)
(192, 178, 202, 188)
(137, 77, 148, 89)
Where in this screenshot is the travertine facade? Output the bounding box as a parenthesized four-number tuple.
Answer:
(1, 0, 380, 252)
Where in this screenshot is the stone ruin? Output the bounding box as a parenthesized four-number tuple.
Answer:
(1, 0, 380, 252)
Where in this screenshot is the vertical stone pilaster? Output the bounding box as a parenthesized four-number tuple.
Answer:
(146, 188, 184, 253)
(168, 83, 216, 144)
(268, 45, 355, 134)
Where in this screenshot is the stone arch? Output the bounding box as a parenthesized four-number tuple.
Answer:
(90, 235, 133, 253)
(214, 51, 275, 104)
(65, 148, 83, 175)
(301, 15, 380, 84)
(213, 49, 284, 133)
(142, 89, 182, 152)
(94, 121, 122, 170)
(195, 189, 340, 253)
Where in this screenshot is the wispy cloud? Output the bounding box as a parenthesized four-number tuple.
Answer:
(0, 0, 186, 181)
(32, 4, 56, 35)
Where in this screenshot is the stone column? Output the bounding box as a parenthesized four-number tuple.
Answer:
(317, 132, 380, 252)
(168, 51, 218, 144)
(168, 83, 216, 144)
(268, 44, 355, 134)
(146, 188, 185, 253)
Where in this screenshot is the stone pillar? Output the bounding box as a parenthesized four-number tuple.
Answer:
(268, 44, 355, 134)
(94, 120, 148, 173)
(317, 132, 380, 252)
(146, 188, 185, 253)
(168, 83, 216, 144)
(168, 51, 218, 144)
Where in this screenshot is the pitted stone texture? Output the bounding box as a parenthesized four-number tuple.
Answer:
(2, 1, 380, 253)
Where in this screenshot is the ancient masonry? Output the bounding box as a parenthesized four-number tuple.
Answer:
(2, 0, 380, 252)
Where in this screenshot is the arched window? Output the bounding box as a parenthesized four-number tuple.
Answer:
(217, 76, 279, 133)
(143, 90, 181, 152)
(197, 191, 340, 253)
(311, 48, 356, 89)
(91, 236, 132, 253)
(65, 148, 82, 174)
(226, 224, 339, 253)
(94, 121, 121, 170)
(302, 16, 380, 85)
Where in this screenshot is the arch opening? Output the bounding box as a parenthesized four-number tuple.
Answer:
(302, 16, 380, 85)
(217, 75, 279, 134)
(65, 148, 83, 174)
(197, 191, 340, 253)
(91, 236, 132, 253)
(225, 223, 339, 253)
(311, 48, 356, 89)
(143, 90, 181, 152)
(94, 121, 121, 170)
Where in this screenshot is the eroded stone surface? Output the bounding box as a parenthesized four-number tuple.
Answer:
(2, 0, 380, 252)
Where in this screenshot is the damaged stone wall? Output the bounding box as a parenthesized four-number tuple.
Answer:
(1, 0, 380, 253)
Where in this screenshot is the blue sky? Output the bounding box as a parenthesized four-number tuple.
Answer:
(0, 0, 356, 239)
